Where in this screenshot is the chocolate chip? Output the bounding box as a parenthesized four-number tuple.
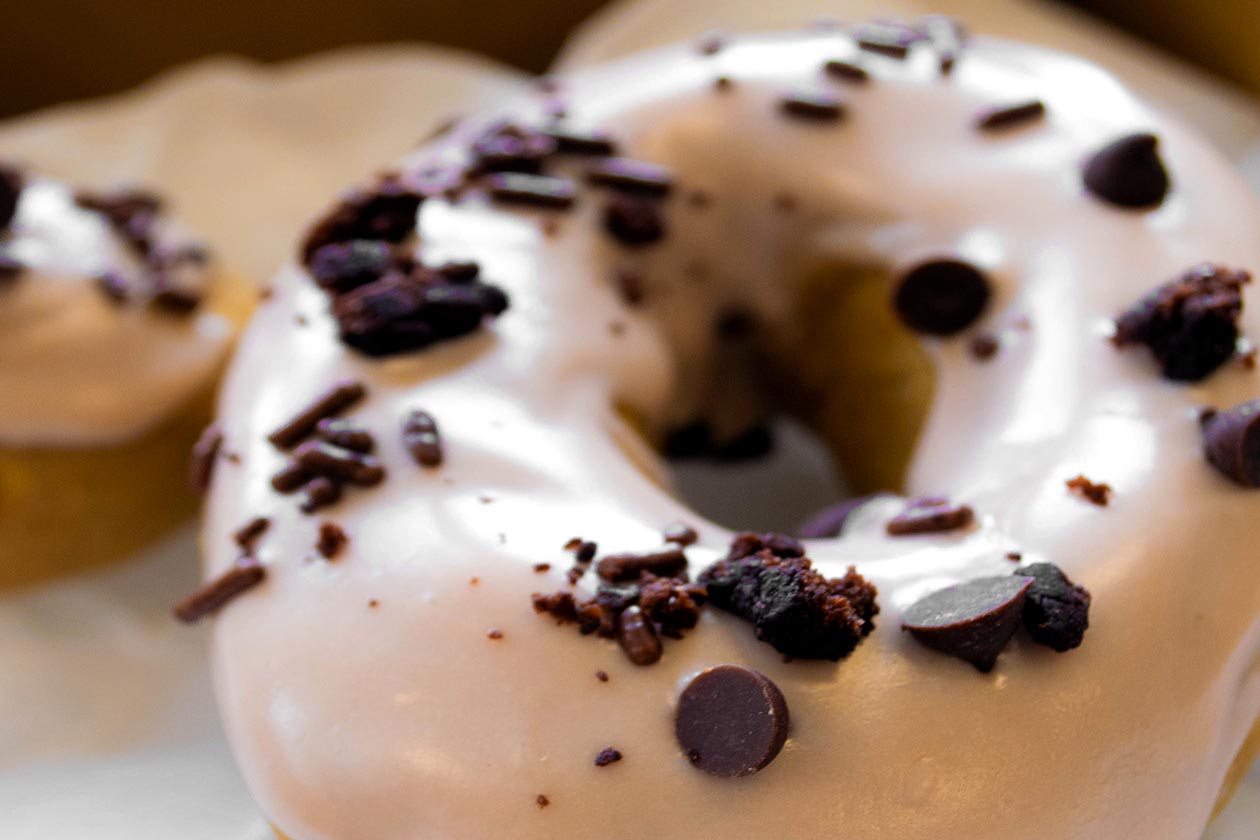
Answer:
(316, 521, 348, 559)
(886, 497, 975, 535)
(1083, 133, 1170, 209)
(901, 575, 1034, 671)
(0, 165, 24, 231)
(1018, 563, 1091, 651)
(975, 100, 1046, 132)
(823, 59, 870, 83)
(300, 476, 343, 513)
(700, 535, 878, 660)
(543, 128, 618, 157)
(1201, 399, 1260, 487)
(617, 605, 663, 665)
(587, 159, 675, 197)
(1113, 263, 1248, 382)
(603, 194, 665, 246)
(173, 557, 266, 623)
(854, 21, 921, 59)
(294, 441, 385, 487)
(485, 172, 576, 208)
(596, 548, 688, 583)
(663, 522, 699, 547)
(233, 517, 271, 552)
(402, 409, 443, 467)
(268, 380, 367, 450)
(797, 494, 884, 538)
(471, 123, 556, 174)
(189, 423, 224, 493)
(594, 748, 623, 767)
(675, 665, 789, 777)
(893, 258, 991, 336)
(1065, 475, 1112, 506)
(780, 90, 846, 121)
(314, 418, 374, 453)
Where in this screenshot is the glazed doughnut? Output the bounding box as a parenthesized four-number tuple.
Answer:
(0, 164, 249, 588)
(197, 21, 1260, 839)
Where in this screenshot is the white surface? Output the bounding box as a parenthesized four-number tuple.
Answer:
(0, 1, 1257, 837)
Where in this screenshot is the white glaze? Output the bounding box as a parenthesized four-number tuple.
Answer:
(0, 177, 231, 446)
(205, 32, 1260, 839)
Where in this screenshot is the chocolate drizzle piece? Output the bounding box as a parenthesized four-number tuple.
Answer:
(596, 548, 688, 583)
(1018, 563, 1091, 651)
(189, 423, 224, 493)
(267, 380, 366, 450)
(603, 194, 665, 246)
(485, 173, 576, 209)
(780, 90, 846, 121)
(0, 164, 24, 231)
(300, 173, 424, 263)
(675, 666, 789, 777)
(1066, 475, 1112, 507)
(893, 258, 992, 336)
(1201, 400, 1260, 487)
(823, 59, 870, 84)
(901, 575, 1034, 672)
(886, 497, 975, 536)
(1083, 133, 1171, 209)
(976, 100, 1046, 132)
(1112, 263, 1248, 382)
(173, 557, 266, 624)
(699, 533, 878, 660)
(402, 409, 444, 467)
(586, 158, 675, 196)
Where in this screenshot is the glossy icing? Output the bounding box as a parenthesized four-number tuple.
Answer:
(205, 31, 1260, 839)
(0, 176, 232, 446)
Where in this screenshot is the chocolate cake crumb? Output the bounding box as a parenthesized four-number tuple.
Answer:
(595, 670, 609, 682)
(315, 418, 374, 453)
(316, 521, 348, 559)
(173, 558, 266, 624)
(893, 258, 992, 336)
(402, 409, 444, 467)
(485, 173, 576, 209)
(663, 522, 699, 547)
(189, 423, 224, 493)
(675, 665, 789, 777)
(0, 164, 22, 231)
(886, 497, 975, 536)
(1066, 475, 1112, 507)
(699, 533, 878, 660)
(300, 174, 424, 263)
(1112, 263, 1249, 382)
(1006, 551, 1023, 562)
(233, 517, 271, 552)
(300, 476, 343, 513)
(975, 100, 1046, 132)
(596, 548, 688, 583)
(1018, 563, 1091, 651)
(594, 748, 622, 767)
(901, 575, 1033, 672)
(536, 794, 550, 809)
(566, 538, 598, 564)
(604, 194, 665, 246)
(567, 566, 586, 585)
(1200, 399, 1260, 487)
(823, 59, 870, 83)
(1083, 133, 1170, 209)
(268, 380, 366, 450)
(780, 90, 846, 121)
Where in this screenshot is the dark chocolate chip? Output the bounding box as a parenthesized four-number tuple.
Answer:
(780, 90, 846, 121)
(893, 258, 991, 336)
(797, 494, 885, 538)
(823, 59, 870, 83)
(886, 497, 975, 536)
(1201, 399, 1260, 487)
(0, 165, 24, 231)
(675, 665, 789, 777)
(317, 521, 349, 559)
(617, 605, 663, 665)
(1083, 133, 1170, 209)
(233, 516, 271, 552)
(596, 548, 688, 583)
(267, 380, 367, 450)
(173, 557, 266, 623)
(485, 173, 576, 209)
(603, 194, 665, 246)
(1018, 563, 1091, 651)
(403, 409, 444, 467)
(663, 522, 699, 547)
(975, 100, 1046, 132)
(900, 575, 1034, 671)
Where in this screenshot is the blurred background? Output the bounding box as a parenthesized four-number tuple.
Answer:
(2, 0, 1257, 120)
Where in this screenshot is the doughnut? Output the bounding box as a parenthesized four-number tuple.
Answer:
(0, 163, 250, 588)
(195, 21, 1260, 839)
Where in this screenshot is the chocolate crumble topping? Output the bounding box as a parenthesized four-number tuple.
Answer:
(485, 172, 577, 208)
(780, 90, 846, 121)
(471, 122, 557, 174)
(1066, 475, 1112, 507)
(823, 59, 870, 84)
(854, 20, 922, 59)
(315, 418, 374, 453)
(1112, 263, 1249, 382)
(300, 476, 343, 514)
(536, 794, 550, 809)
(586, 158, 675, 196)
(1018, 563, 1091, 651)
(663, 522, 699, 547)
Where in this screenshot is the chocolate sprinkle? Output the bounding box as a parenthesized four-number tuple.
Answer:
(173, 557, 266, 624)
(1201, 400, 1260, 487)
(586, 158, 675, 196)
(893, 258, 992, 336)
(675, 665, 790, 778)
(596, 548, 688, 583)
(823, 59, 870, 84)
(294, 441, 385, 487)
(594, 748, 623, 767)
(617, 605, 663, 665)
(1113, 263, 1248, 382)
(485, 172, 576, 209)
(189, 423, 224, 493)
(316, 521, 348, 559)
(855, 21, 922, 59)
(300, 476, 343, 513)
(663, 522, 699, 547)
(402, 409, 444, 467)
(271, 463, 310, 494)
(1083, 133, 1171, 209)
(1066, 475, 1112, 507)
(886, 497, 975, 536)
(544, 128, 618, 157)
(780, 90, 846, 121)
(315, 418, 374, 453)
(1018, 563, 1091, 651)
(233, 517, 271, 552)
(268, 380, 366, 450)
(699, 533, 878, 660)
(471, 123, 556, 174)
(901, 575, 1034, 671)
(603, 194, 665, 246)
(0, 165, 24, 231)
(976, 100, 1046, 132)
